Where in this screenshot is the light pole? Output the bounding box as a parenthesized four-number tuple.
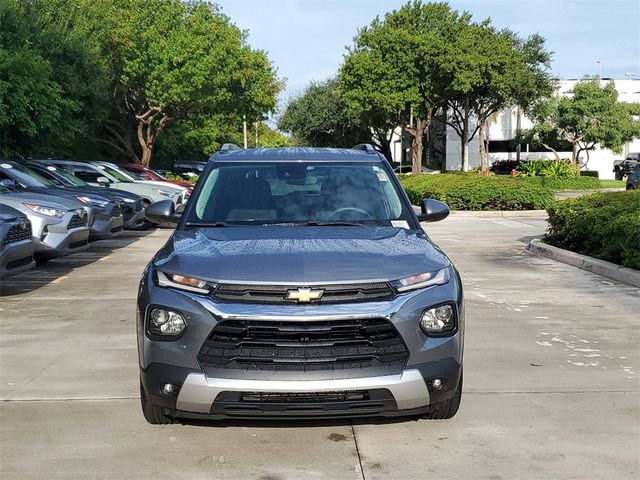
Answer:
(596, 60, 602, 80)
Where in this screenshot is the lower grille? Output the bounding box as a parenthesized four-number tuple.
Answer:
(69, 239, 88, 249)
(3, 222, 32, 246)
(213, 282, 395, 305)
(240, 391, 368, 403)
(198, 318, 409, 373)
(68, 214, 88, 229)
(6, 256, 33, 270)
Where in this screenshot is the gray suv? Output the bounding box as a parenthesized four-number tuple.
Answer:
(137, 145, 464, 424)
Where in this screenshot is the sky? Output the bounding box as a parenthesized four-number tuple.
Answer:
(220, 0, 640, 108)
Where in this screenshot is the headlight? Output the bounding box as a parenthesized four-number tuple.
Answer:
(420, 304, 457, 336)
(23, 203, 66, 218)
(148, 307, 186, 336)
(76, 195, 109, 208)
(152, 188, 174, 197)
(121, 198, 136, 203)
(391, 268, 449, 293)
(156, 270, 215, 294)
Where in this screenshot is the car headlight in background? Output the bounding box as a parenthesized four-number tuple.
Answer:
(391, 268, 450, 293)
(156, 270, 215, 294)
(121, 198, 136, 203)
(152, 188, 174, 197)
(420, 304, 456, 336)
(76, 195, 109, 208)
(24, 203, 66, 218)
(148, 307, 186, 336)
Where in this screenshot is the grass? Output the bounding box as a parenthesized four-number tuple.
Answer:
(599, 179, 626, 188)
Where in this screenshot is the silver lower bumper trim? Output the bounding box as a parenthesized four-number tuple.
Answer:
(176, 369, 430, 414)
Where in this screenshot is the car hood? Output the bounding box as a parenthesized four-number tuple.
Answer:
(154, 226, 450, 284)
(0, 191, 82, 211)
(133, 180, 185, 192)
(0, 204, 26, 222)
(24, 187, 112, 204)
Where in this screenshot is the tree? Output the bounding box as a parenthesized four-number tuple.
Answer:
(74, 0, 281, 166)
(0, 0, 108, 158)
(526, 80, 640, 166)
(277, 78, 372, 148)
(341, 1, 473, 173)
(445, 27, 553, 172)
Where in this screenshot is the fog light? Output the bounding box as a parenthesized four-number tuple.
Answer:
(162, 383, 176, 395)
(431, 379, 443, 391)
(149, 308, 186, 336)
(420, 304, 456, 336)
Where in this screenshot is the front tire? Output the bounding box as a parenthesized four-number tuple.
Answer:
(140, 381, 175, 425)
(423, 369, 463, 420)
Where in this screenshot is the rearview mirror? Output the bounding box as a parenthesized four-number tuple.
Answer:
(144, 199, 181, 226)
(417, 198, 450, 223)
(0, 178, 16, 189)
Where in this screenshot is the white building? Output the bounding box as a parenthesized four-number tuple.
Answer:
(390, 79, 640, 180)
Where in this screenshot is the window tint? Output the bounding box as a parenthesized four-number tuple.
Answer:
(189, 162, 409, 225)
(73, 166, 110, 183)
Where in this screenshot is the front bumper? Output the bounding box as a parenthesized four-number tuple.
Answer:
(89, 213, 123, 240)
(0, 239, 35, 277)
(138, 267, 464, 419)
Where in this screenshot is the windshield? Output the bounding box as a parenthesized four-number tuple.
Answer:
(4, 163, 54, 187)
(52, 167, 90, 186)
(97, 165, 132, 182)
(186, 162, 412, 226)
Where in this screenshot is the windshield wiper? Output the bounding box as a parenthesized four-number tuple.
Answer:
(303, 221, 365, 227)
(184, 221, 230, 227)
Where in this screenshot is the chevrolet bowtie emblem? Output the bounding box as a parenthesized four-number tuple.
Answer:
(285, 287, 324, 303)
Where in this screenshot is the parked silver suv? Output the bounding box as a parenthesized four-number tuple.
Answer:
(0, 187, 90, 262)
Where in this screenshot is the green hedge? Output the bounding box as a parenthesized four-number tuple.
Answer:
(519, 176, 601, 190)
(400, 174, 553, 210)
(546, 191, 640, 270)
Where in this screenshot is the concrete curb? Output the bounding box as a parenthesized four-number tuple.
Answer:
(527, 239, 640, 288)
(450, 210, 547, 218)
(412, 205, 547, 218)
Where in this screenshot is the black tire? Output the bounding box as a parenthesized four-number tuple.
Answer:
(627, 184, 635, 191)
(422, 369, 463, 420)
(140, 381, 175, 425)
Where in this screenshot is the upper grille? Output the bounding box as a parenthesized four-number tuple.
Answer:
(68, 213, 87, 229)
(213, 282, 395, 305)
(111, 205, 122, 217)
(3, 221, 32, 246)
(135, 199, 143, 212)
(198, 317, 409, 373)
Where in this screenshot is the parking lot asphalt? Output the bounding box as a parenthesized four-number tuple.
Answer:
(1, 219, 638, 480)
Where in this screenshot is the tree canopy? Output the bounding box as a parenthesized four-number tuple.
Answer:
(277, 78, 372, 149)
(525, 80, 640, 166)
(0, 0, 282, 166)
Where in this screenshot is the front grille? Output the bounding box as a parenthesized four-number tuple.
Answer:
(3, 222, 32, 246)
(6, 256, 33, 270)
(198, 318, 409, 373)
(135, 199, 143, 212)
(122, 204, 133, 216)
(213, 282, 395, 305)
(68, 213, 87, 229)
(240, 391, 368, 403)
(111, 205, 122, 217)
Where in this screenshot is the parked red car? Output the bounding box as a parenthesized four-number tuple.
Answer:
(119, 163, 194, 195)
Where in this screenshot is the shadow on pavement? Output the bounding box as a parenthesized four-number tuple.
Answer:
(178, 414, 424, 429)
(0, 229, 154, 297)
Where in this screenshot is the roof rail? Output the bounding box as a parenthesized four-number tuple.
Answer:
(352, 144, 378, 154)
(218, 143, 242, 154)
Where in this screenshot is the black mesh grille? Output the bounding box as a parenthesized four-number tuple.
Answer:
(3, 222, 32, 246)
(198, 318, 409, 372)
(68, 213, 87, 229)
(213, 282, 395, 305)
(111, 205, 122, 217)
(135, 199, 143, 212)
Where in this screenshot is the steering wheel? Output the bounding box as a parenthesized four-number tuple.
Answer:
(328, 207, 374, 221)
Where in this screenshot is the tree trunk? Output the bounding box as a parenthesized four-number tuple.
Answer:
(411, 118, 427, 174)
(479, 118, 490, 173)
(515, 105, 522, 162)
(571, 143, 579, 165)
(460, 99, 470, 172)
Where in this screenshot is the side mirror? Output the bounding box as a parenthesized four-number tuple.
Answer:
(0, 178, 16, 190)
(417, 198, 450, 223)
(96, 176, 110, 185)
(144, 199, 181, 226)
